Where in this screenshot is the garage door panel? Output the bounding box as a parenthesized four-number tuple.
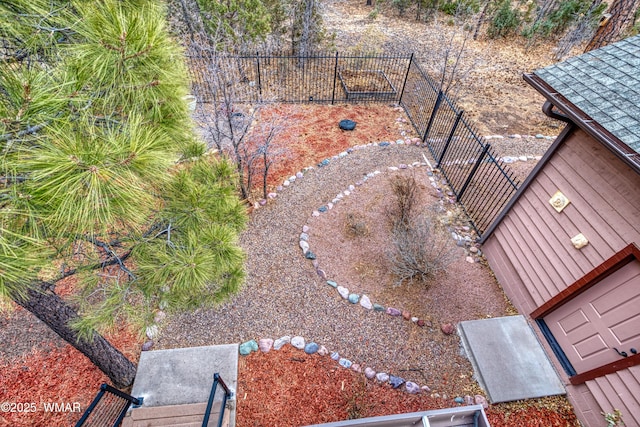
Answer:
(557, 309, 590, 334)
(543, 259, 640, 374)
(573, 334, 610, 360)
(609, 316, 640, 344)
(592, 273, 640, 315)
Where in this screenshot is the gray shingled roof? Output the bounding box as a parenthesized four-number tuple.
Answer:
(534, 35, 640, 154)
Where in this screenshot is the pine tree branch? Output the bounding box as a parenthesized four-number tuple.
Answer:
(83, 236, 136, 280)
(0, 122, 48, 142)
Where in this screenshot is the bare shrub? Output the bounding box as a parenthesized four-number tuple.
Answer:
(387, 173, 419, 229)
(344, 213, 369, 238)
(386, 215, 456, 287)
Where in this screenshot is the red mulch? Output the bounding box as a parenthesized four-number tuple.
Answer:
(236, 346, 580, 427)
(0, 318, 141, 427)
(245, 103, 417, 196)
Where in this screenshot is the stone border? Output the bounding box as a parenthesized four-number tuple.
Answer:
(237, 335, 489, 409)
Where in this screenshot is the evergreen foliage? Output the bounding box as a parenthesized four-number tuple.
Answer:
(1, 0, 247, 383)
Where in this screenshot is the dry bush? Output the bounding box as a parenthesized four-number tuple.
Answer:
(387, 173, 419, 229)
(344, 212, 369, 238)
(386, 215, 456, 287)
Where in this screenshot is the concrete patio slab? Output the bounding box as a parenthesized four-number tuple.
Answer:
(458, 315, 565, 403)
(129, 344, 238, 425)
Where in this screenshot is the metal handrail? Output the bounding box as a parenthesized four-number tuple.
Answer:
(75, 383, 142, 427)
(202, 373, 233, 427)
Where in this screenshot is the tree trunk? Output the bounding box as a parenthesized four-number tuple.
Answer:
(584, 0, 640, 52)
(14, 282, 137, 388)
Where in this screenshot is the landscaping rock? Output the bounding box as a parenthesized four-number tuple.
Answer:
(300, 240, 310, 253)
(302, 225, 310, 233)
(338, 358, 352, 368)
(348, 293, 360, 304)
(474, 395, 489, 409)
(351, 363, 362, 373)
(441, 323, 456, 335)
(239, 340, 258, 355)
(318, 206, 328, 213)
(373, 303, 385, 312)
(337, 286, 349, 299)
(421, 385, 431, 392)
(305, 251, 316, 260)
(300, 232, 309, 241)
(465, 395, 474, 405)
(405, 382, 420, 394)
(364, 367, 376, 379)
(386, 307, 402, 316)
(339, 119, 357, 130)
(316, 269, 327, 279)
(402, 311, 411, 320)
(389, 375, 405, 388)
(417, 319, 426, 327)
(258, 338, 274, 353)
(318, 345, 329, 356)
(274, 336, 291, 350)
(454, 396, 465, 404)
(142, 341, 154, 351)
(296, 171, 304, 179)
(304, 342, 319, 354)
(326, 280, 338, 288)
(376, 372, 389, 382)
(291, 336, 305, 349)
(360, 295, 373, 310)
(331, 351, 340, 361)
(145, 325, 159, 340)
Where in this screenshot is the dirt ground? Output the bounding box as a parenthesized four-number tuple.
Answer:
(322, 0, 565, 136)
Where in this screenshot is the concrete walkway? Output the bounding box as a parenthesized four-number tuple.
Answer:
(458, 315, 565, 403)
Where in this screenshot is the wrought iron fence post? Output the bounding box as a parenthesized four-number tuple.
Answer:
(458, 143, 490, 201)
(331, 52, 339, 105)
(437, 110, 464, 168)
(398, 53, 413, 105)
(255, 52, 262, 101)
(423, 90, 443, 142)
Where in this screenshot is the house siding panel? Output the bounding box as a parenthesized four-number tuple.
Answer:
(483, 127, 640, 427)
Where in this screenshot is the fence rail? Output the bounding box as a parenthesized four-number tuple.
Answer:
(187, 51, 520, 238)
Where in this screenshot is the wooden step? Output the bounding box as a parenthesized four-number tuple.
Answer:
(121, 401, 230, 427)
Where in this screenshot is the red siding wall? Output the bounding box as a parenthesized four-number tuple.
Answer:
(483, 127, 640, 427)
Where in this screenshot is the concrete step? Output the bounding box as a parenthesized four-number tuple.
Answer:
(458, 315, 565, 403)
(125, 344, 238, 427)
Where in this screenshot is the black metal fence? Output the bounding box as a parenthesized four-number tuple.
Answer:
(188, 51, 412, 105)
(187, 51, 520, 237)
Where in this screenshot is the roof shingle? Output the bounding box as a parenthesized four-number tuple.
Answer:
(534, 35, 640, 154)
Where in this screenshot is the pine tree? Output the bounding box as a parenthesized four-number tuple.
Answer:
(0, 0, 246, 388)
(584, 0, 640, 51)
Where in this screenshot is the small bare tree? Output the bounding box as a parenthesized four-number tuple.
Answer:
(385, 174, 455, 287)
(422, 15, 477, 101)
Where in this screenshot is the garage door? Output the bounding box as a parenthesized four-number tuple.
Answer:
(543, 259, 640, 374)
